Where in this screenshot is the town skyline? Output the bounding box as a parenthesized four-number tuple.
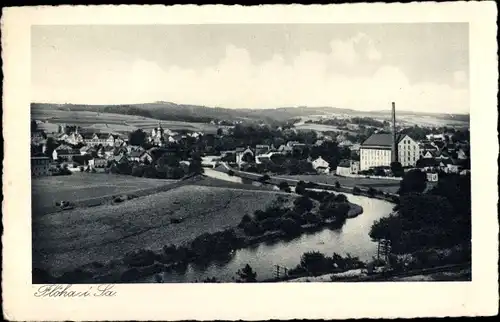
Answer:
(32, 23, 469, 114)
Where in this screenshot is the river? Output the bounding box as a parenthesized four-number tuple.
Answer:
(148, 192, 394, 283)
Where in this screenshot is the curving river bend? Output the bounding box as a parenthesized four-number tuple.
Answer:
(148, 192, 394, 283)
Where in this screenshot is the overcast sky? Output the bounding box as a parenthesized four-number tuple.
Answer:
(31, 23, 469, 113)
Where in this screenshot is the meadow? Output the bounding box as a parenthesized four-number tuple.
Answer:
(294, 123, 358, 134)
(276, 174, 401, 194)
(32, 184, 296, 275)
(31, 173, 177, 215)
(31, 108, 220, 134)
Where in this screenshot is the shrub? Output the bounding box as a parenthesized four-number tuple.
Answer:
(162, 244, 177, 256)
(238, 214, 253, 227)
(367, 187, 376, 197)
(32, 268, 55, 284)
(123, 249, 157, 267)
(278, 181, 289, 191)
(299, 251, 331, 276)
(295, 184, 306, 195)
(120, 268, 141, 282)
(242, 220, 263, 236)
(302, 212, 322, 225)
(352, 187, 361, 195)
(284, 210, 304, 223)
(203, 277, 219, 283)
(227, 170, 235, 176)
(143, 166, 157, 178)
(334, 194, 348, 203)
(280, 217, 302, 237)
(259, 174, 270, 182)
(253, 210, 268, 222)
(114, 195, 130, 203)
(236, 264, 257, 282)
(189, 229, 242, 261)
(335, 181, 341, 189)
(293, 196, 314, 213)
(260, 217, 281, 231)
(170, 217, 184, 224)
(58, 268, 93, 283)
(131, 165, 144, 177)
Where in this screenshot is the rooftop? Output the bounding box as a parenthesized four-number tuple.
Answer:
(361, 133, 406, 148)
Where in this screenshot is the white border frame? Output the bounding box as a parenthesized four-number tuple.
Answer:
(2, 3, 498, 320)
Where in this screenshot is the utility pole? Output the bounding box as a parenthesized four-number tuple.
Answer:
(379, 239, 392, 263)
(274, 265, 288, 279)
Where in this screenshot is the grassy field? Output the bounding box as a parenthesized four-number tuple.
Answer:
(32, 184, 296, 274)
(31, 173, 176, 214)
(276, 174, 401, 194)
(294, 123, 358, 134)
(31, 108, 220, 134)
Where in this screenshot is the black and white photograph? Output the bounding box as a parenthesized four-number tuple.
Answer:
(2, 3, 498, 321)
(30, 22, 473, 284)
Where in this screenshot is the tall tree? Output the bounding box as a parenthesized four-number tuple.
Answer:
(399, 170, 427, 195)
(236, 264, 257, 282)
(30, 120, 38, 132)
(129, 129, 147, 146)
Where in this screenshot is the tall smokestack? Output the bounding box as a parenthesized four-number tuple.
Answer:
(391, 102, 397, 163)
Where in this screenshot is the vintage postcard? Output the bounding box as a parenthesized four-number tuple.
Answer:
(2, 3, 498, 321)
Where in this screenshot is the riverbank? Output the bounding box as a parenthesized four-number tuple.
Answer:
(34, 186, 367, 284)
(212, 164, 399, 204)
(286, 262, 471, 283)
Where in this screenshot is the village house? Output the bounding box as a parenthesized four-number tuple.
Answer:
(84, 133, 116, 147)
(335, 160, 360, 176)
(421, 150, 438, 159)
(440, 159, 462, 174)
(114, 146, 128, 157)
(278, 144, 293, 154)
(31, 156, 51, 177)
(255, 144, 271, 155)
(336, 160, 352, 176)
(127, 150, 143, 163)
(255, 152, 283, 165)
(52, 149, 80, 162)
(55, 143, 73, 151)
(81, 132, 95, 144)
(416, 158, 439, 172)
(338, 140, 353, 148)
(57, 133, 69, 142)
(139, 151, 153, 164)
(312, 156, 330, 174)
(149, 123, 178, 146)
(426, 133, 446, 141)
(31, 130, 47, 146)
(80, 145, 92, 156)
(88, 158, 107, 169)
(346, 123, 360, 131)
(235, 147, 254, 167)
(111, 154, 128, 165)
(126, 145, 144, 153)
(314, 140, 324, 147)
(457, 148, 469, 160)
(426, 172, 439, 182)
(350, 144, 361, 153)
(113, 135, 126, 147)
(103, 146, 115, 159)
(66, 131, 84, 145)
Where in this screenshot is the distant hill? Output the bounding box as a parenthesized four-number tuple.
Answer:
(31, 102, 469, 124)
